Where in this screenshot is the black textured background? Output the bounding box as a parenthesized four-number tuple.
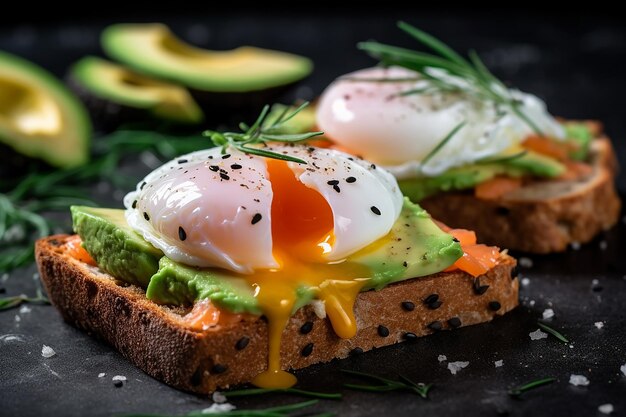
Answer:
(1, 10, 625, 417)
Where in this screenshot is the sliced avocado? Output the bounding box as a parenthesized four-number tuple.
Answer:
(69, 56, 203, 126)
(563, 122, 593, 161)
(147, 257, 261, 315)
(0, 51, 90, 168)
(503, 150, 565, 177)
(102, 23, 313, 93)
(349, 198, 462, 290)
(71, 206, 162, 287)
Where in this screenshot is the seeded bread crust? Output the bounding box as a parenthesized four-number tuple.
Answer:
(36, 235, 518, 394)
(421, 124, 621, 253)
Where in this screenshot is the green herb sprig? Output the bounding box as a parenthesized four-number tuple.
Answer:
(341, 369, 432, 399)
(203, 102, 324, 164)
(0, 288, 49, 311)
(121, 399, 331, 417)
(357, 21, 543, 135)
(225, 387, 341, 400)
(537, 322, 570, 343)
(508, 377, 556, 397)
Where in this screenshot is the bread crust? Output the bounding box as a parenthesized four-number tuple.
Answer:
(421, 128, 621, 253)
(36, 235, 518, 394)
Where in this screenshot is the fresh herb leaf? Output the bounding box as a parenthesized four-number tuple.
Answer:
(420, 121, 466, 167)
(342, 369, 432, 399)
(537, 322, 570, 343)
(0, 291, 50, 311)
(357, 22, 544, 135)
(203, 102, 324, 165)
(224, 387, 341, 400)
(508, 377, 556, 396)
(121, 399, 327, 417)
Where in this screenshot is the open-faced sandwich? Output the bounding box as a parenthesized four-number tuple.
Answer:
(35, 106, 518, 393)
(314, 23, 621, 253)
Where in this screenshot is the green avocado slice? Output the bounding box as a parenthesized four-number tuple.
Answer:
(102, 23, 313, 93)
(70, 56, 203, 124)
(0, 51, 91, 168)
(71, 206, 162, 287)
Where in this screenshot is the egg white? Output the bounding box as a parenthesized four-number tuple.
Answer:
(316, 66, 565, 178)
(124, 146, 403, 274)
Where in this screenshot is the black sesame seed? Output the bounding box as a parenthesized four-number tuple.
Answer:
(428, 300, 443, 310)
(370, 164, 377, 169)
(301, 343, 314, 357)
(350, 347, 364, 355)
(300, 321, 313, 334)
(222, 154, 231, 159)
(251, 213, 262, 225)
(211, 364, 228, 374)
(378, 325, 390, 337)
(327, 180, 339, 186)
(346, 176, 357, 183)
(452, 237, 460, 243)
(178, 226, 187, 241)
(402, 261, 408, 268)
(177, 159, 188, 164)
(510, 265, 519, 280)
(424, 294, 439, 305)
(235, 337, 250, 350)
(488, 301, 502, 311)
(140, 182, 147, 190)
(447, 317, 462, 328)
(403, 332, 418, 342)
(113, 380, 124, 388)
(132, 200, 137, 209)
(209, 165, 219, 172)
(220, 173, 230, 180)
(473, 278, 489, 295)
(401, 301, 415, 311)
(231, 164, 242, 170)
(370, 206, 381, 216)
(333, 185, 341, 193)
(143, 212, 150, 221)
(428, 321, 443, 331)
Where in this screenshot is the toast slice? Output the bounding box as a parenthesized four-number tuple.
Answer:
(421, 124, 621, 253)
(36, 235, 518, 394)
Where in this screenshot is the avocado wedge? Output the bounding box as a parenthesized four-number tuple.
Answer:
(0, 51, 90, 168)
(69, 56, 203, 128)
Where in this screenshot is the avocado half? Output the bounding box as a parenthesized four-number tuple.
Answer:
(101, 23, 314, 121)
(0, 51, 90, 169)
(68, 56, 204, 129)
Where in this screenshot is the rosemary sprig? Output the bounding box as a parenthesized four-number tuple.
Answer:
(0, 288, 49, 311)
(341, 369, 432, 399)
(508, 377, 556, 396)
(537, 322, 570, 343)
(121, 399, 330, 417)
(420, 120, 466, 167)
(225, 387, 341, 400)
(357, 21, 543, 135)
(203, 102, 324, 164)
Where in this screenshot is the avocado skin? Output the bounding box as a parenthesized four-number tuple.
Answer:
(71, 206, 162, 287)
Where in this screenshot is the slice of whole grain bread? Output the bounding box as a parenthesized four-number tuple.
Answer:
(36, 235, 518, 394)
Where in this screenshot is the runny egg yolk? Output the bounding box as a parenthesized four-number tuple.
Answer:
(249, 159, 370, 389)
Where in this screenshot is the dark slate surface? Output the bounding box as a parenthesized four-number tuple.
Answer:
(1, 11, 625, 417)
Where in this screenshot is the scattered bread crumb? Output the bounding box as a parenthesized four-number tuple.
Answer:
(529, 329, 548, 340)
(598, 404, 614, 415)
(447, 361, 469, 375)
(569, 374, 590, 386)
(41, 345, 56, 358)
(494, 360, 503, 368)
(438, 354, 447, 362)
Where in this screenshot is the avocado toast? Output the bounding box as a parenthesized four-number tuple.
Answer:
(34, 110, 518, 393)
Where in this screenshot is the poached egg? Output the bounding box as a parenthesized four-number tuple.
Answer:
(316, 66, 565, 178)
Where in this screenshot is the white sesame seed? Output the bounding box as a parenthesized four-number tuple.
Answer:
(98, 373, 106, 378)
(112, 375, 127, 381)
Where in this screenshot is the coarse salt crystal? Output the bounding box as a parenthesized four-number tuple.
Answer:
(14, 315, 21, 322)
(212, 392, 227, 404)
(598, 404, 614, 414)
(202, 403, 236, 414)
(595, 322, 604, 329)
(570, 241, 581, 250)
(494, 360, 503, 368)
(569, 374, 590, 386)
(112, 375, 127, 381)
(529, 329, 548, 340)
(519, 257, 533, 268)
(447, 361, 469, 375)
(98, 373, 106, 378)
(542, 309, 555, 320)
(310, 300, 326, 319)
(521, 278, 531, 287)
(620, 364, 626, 376)
(599, 240, 608, 250)
(438, 354, 447, 362)
(19, 305, 31, 314)
(41, 345, 55, 358)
